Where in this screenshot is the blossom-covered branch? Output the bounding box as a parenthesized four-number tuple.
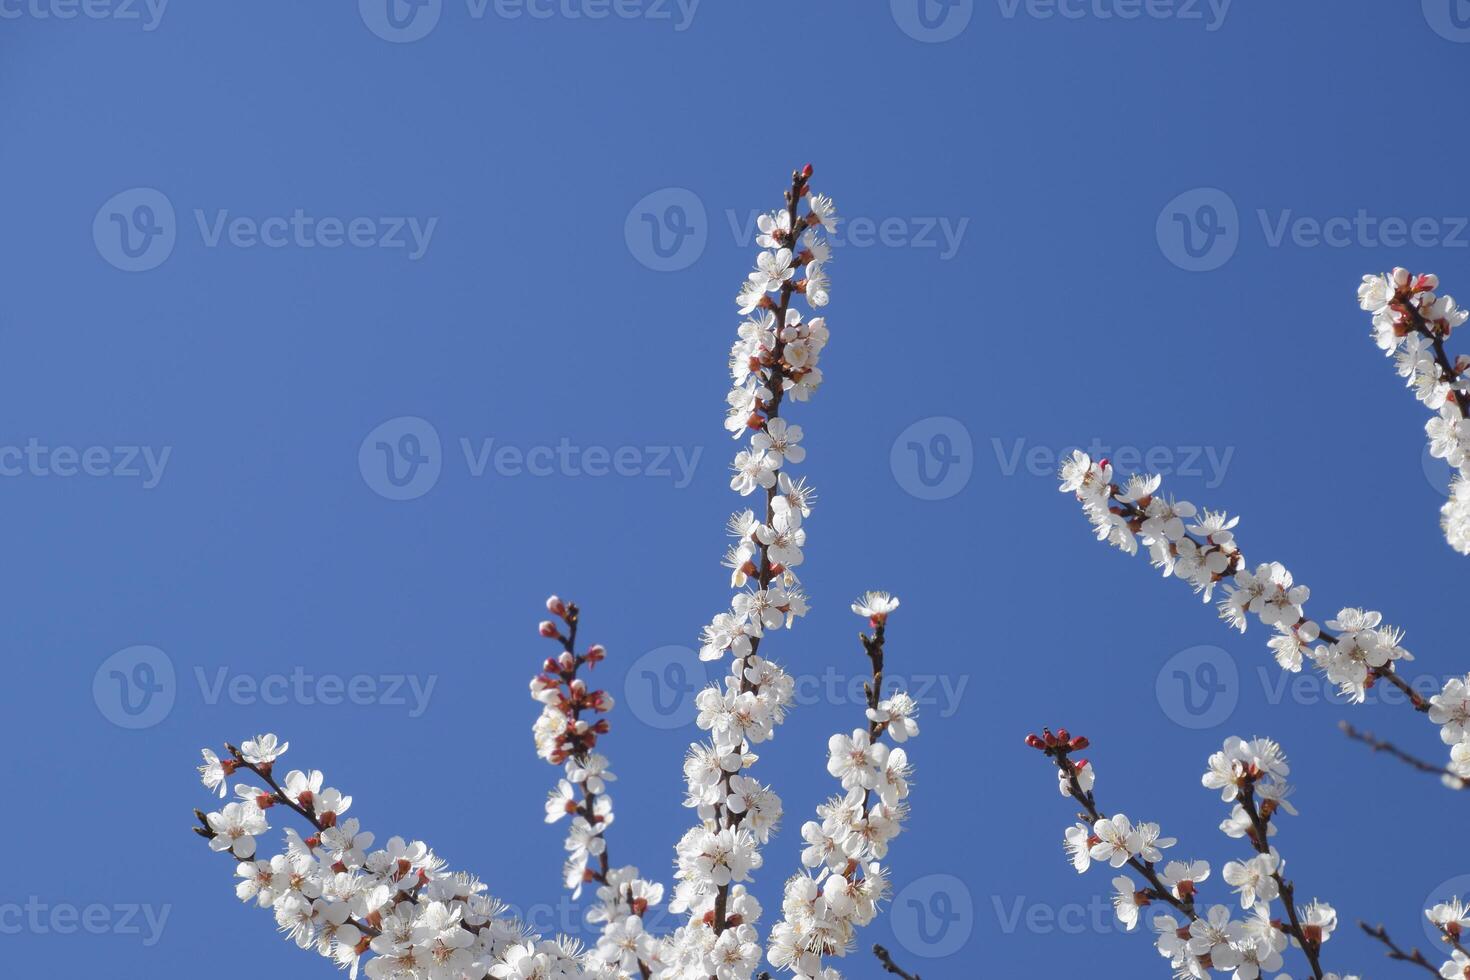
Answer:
(1027, 730, 1349, 980)
(1058, 451, 1470, 790)
(530, 597, 660, 977)
(766, 594, 918, 977)
(194, 735, 591, 979)
(652, 165, 836, 979)
(1357, 269, 1470, 553)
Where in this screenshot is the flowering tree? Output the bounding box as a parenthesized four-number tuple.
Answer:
(1357, 269, 1470, 553)
(188, 167, 923, 980)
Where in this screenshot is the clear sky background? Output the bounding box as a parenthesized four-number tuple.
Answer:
(3, 2, 1469, 977)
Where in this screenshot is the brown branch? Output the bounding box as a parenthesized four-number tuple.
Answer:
(873, 943, 922, 980)
(1036, 736, 1198, 923)
(1237, 785, 1325, 980)
(1359, 922, 1441, 976)
(1340, 721, 1465, 787)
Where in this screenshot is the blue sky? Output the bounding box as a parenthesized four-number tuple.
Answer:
(4, 2, 1469, 977)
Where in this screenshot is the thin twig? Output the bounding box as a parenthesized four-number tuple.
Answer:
(873, 944, 922, 980)
(1340, 721, 1465, 787)
(1359, 921, 1442, 976)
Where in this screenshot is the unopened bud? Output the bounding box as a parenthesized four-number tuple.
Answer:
(539, 621, 558, 638)
(546, 595, 567, 618)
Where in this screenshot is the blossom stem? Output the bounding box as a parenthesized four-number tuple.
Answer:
(1042, 746, 1198, 922)
(1111, 494, 1430, 715)
(872, 943, 922, 980)
(1339, 720, 1465, 786)
(1236, 784, 1325, 980)
(711, 166, 810, 940)
(1358, 922, 1441, 976)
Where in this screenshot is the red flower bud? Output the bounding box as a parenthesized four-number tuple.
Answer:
(546, 595, 567, 618)
(801, 163, 814, 178)
(539, 621, 558, 638)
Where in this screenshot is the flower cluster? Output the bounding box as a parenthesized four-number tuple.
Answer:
(1058, 450, 1470, 787)
(767, 595, 917, 979)
(529, 598, 665, 977)
(658, 165, 835, 976)
(195, 736, 598, 980)
(1358, 269, 1470, 553)
(1030, 730, 1348, 980)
